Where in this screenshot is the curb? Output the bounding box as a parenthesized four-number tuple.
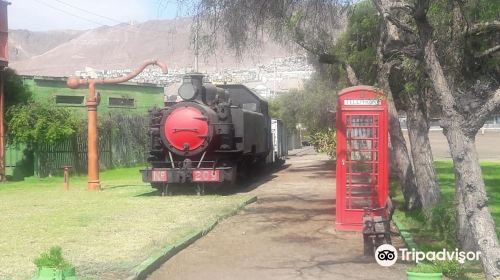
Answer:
(392, 216, 419, 251)
(126, 195, 258, 280)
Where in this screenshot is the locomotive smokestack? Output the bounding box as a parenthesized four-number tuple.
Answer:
(189, 73, 204, 89)
(178, 74, 204, 101)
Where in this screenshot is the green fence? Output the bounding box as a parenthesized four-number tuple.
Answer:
(7, 115, 150, 178)
(34, 131, 113, 177)
(5, 144, 28, 179)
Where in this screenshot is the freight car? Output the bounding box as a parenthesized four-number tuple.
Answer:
(141, 74, 284, 195)
(267, 119, 287, 164)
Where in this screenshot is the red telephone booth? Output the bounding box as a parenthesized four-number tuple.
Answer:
(335, 86, 389, 231)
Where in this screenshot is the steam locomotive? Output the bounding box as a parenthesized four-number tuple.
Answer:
(141, 74, 285, 195)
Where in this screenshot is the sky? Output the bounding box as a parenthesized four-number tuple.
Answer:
(9, 0, 188, 31)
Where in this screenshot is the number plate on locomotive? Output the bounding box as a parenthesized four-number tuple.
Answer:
(152, 170, 168, 182)
(192, 170, 220, 182)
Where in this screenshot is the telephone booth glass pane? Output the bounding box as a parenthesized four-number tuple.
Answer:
(345, 115, 379, 210)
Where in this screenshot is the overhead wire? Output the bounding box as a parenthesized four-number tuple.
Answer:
(48, 0, 124, 24)
(31, 0, 108, 27)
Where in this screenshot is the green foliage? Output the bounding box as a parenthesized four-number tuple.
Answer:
(3, 69, 32, 109)
(428, 203, 457, 246)
(268, 90, 303, 132)
(427, 0, 500, 80)
(309, 129, 337, 159)
(269, 73, 337, 133)
(464, 0, 500, 22)
(408, 260, 466, 279)
(436, 261, 466, 279)
(334, 0, 380, 85)
(264, 0, 380, 136)
(7, 102, 80, 148)
(408, 262, 443, 273)
(34, 246, 71, 269)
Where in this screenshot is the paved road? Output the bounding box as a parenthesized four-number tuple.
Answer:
(405, 130, 500, 160)
(147, 148, 407, 280)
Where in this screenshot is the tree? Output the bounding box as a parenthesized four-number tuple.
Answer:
(397, 58, 441, 210)
(0, 69, 33, 181)
(185, 0, 424, 210)
(371, 0, 441, 209)
(7, 102, 79, 148)
(374, 0, 500, 277)
(3, 69, 32, 109)
(332, 0, 436, 209)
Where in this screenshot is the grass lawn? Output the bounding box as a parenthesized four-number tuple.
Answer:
(0, 167, 252, 280)
(392, 161, 500, 279)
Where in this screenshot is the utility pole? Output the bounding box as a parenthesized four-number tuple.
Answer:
(194, 17, 200, 72)
(273, 58, 277, 98)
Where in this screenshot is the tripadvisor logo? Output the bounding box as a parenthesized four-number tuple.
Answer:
(375, 244, 398, 267)
(374, 244, 481, 267)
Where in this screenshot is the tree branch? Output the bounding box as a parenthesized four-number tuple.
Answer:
(388, 2, 414, 13)
(372, 0, 415, 35)
(472, 88, 500, 130)
(294, 38, 341, 64)
(474, 45, 500, 58)
(345, 63, 359, 86)
(384, 13, 416, 35)
(466, 20, 500, 36)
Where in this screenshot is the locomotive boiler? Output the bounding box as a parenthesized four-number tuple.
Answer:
(141, 74, 272, 195)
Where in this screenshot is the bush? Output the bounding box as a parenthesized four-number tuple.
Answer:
(428, 202, 457, 246)
(34, 246, 71, 269)
(7, 102, 80, 148)
(408, 262, 442, 273)
(435, 261, 466, 279)
(309, 129, 337, 159)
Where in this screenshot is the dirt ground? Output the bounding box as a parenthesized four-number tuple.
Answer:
(147, 148, 407, 280)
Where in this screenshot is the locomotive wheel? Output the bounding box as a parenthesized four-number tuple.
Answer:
(196, 184, 205, 196)
(161, 184, 172, 196)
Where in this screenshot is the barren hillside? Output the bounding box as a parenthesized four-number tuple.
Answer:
(9, 18, 294, 76)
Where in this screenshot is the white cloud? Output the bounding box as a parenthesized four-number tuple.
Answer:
(9, 0, 176, 31)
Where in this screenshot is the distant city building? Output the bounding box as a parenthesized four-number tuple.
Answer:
(74, 55, 314, 100)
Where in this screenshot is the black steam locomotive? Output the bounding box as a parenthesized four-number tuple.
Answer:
(141, 74, 272, 195)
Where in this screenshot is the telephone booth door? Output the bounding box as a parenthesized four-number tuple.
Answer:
(335, 86, 388, 231)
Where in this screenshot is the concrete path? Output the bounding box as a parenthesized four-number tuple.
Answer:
(147, 148, 407, 280)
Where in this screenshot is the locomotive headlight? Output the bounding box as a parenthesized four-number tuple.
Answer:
(178, 83, 198, 100)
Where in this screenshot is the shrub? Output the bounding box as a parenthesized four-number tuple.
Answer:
(408, 262, 442, 273)
(34, 246, 71, 269)
(435, 261, 466, 279)
(309, 129, 337, 159)
(7, 102, 80, 148)
(428, 202, 457, 246)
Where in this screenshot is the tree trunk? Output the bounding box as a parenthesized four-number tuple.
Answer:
(456, 175, 478, 252)
(406, 91, 441, 209)
(415, 12, 500, 279)
(372, 0, 421, 210)
(443, 123, 500, 279)
(378, 62, 421, 210)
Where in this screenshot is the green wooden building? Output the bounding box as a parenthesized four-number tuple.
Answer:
(23, 75, 165, 115)
(6, 76, 166, 179)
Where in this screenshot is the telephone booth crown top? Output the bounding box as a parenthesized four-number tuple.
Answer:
(337, 86, 386, 110)
(335, 86, 389, 232)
